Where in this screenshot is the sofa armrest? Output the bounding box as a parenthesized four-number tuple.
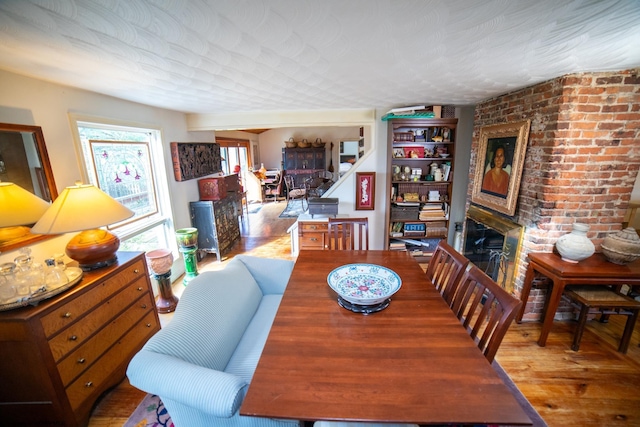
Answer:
(127, 350, 248, 417)
(234, 255, 294, 295)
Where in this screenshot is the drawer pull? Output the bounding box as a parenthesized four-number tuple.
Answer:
(63, 312, 72, 318)
(141, 304, 147, 309)
(85, 381, 93, 388)
(78, 358, 86, 364)
(310, 238, 318, 242)
(137, 287, 143, 291)
(134, 268, 140, 274)
(310, 225, 318, 230)
(69, 335, 78, 341)
(146, 323, 152, 327)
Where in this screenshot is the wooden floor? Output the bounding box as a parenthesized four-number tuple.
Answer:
(88, 201, 640, 427)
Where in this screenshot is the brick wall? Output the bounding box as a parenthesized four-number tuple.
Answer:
(468, 68, 640, 321)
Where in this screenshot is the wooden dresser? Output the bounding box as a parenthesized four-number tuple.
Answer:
(288, 214, 349, 256)
(0, 251, 160, 427)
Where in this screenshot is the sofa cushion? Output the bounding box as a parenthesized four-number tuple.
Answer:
(141, 258, 263, 370)
(224, 293, 283, 382)
(234, 255, 294, 295)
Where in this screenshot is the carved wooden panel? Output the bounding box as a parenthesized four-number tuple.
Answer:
(170, 142, 222, 181)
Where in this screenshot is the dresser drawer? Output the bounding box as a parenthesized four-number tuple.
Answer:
(56, 291, 154, 386)
(65, 310, 159, 412)
(299, 233, 326, 250)
(299, 222, 328, 232)
(48, 276, 151, 362)
(41, 259, 146, 337)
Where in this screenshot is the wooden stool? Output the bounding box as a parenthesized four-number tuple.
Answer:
(564, 286, 640, 354)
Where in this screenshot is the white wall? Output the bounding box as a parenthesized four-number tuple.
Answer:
(257, 126, 361, 171)
(0, 69, 213, 264)
(1, 68, 476, 260)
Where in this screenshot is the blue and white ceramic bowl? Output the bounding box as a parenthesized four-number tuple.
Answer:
(327, 264, 402, 305)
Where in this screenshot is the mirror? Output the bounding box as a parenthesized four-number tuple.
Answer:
(0, 122, 58, 252)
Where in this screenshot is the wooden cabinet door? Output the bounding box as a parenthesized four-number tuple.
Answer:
(313, 149, 325, 169)
(283, 149, 297, 170)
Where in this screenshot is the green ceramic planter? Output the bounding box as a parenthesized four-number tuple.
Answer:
(175, 227, 198, 249)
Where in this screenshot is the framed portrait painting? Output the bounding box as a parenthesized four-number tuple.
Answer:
(471, 120, 530, 216)
(355, 172, 375, 210)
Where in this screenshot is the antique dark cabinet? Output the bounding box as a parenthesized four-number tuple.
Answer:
(282, 147, 326, 186)
(0, 252, 159, 427)
(190, 199, 241, 262)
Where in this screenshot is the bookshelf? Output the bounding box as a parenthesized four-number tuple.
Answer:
(385, 117, 458, 262)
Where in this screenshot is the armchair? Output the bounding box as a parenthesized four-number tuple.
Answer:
(264, 171, 284, 202)
(284, 174, 307, 210)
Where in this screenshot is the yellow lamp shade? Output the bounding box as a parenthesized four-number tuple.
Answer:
(32, 182, 134, 270)
(0, 182, 51, 227)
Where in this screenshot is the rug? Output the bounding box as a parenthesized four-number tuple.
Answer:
(278, 199, 307, 218)
(124, 394, 173, 427)
(247, 203, 262, 214)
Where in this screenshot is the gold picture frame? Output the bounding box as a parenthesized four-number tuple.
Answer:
(471, 120, 530, 216)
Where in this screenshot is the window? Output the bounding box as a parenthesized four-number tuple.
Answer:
(71, 117, 176, 254)
(216, 137, 252, 188)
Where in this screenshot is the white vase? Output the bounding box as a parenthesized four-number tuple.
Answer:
(555, 223, 595, 263)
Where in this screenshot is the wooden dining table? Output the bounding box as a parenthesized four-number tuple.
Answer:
(240, 250, 532, 425)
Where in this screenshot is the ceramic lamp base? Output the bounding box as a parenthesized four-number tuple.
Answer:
(65, 229, 120, 271)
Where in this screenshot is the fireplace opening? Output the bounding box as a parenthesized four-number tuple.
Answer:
(462, 205, 524, 294)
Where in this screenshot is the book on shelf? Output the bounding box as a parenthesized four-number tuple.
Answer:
(442, 163, 451, 181)
(419, 212, 446, 221)
(391, 238, 433, 247)
(421, 203, 442, 210)
(426, 221, 447, 228)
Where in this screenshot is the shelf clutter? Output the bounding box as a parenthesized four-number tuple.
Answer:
(385, 113, 458, 263)
(389, 237, 443, 258)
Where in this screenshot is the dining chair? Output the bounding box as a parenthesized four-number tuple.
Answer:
(327, 217, 369, 250)
(450, 264, 523, 363)
(425, 240, 469, 306)
(284, 174, 307, 210)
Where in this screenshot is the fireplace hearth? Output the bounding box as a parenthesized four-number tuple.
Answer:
(463, 205, 524, 294)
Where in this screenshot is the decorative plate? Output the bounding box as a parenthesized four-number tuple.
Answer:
(327, 264, 402, 306)
(0, 267, 84, 312)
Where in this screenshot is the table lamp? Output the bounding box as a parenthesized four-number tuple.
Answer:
(0, 181, 51, 241)
(31, 182, 134, 271)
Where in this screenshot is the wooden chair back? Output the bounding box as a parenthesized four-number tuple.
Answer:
(425, 241, 469, 306)
(327, 218, 369, 250)
(284, 174, 306, 200)
(450, 265, 523, 363)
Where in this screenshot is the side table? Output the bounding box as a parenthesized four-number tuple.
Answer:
(516, 252, 640, 346)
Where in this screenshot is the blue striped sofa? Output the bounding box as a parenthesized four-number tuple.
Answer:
(126, 255, 300, 427)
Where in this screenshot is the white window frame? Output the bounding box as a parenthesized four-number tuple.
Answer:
(68, 114, 177, 254)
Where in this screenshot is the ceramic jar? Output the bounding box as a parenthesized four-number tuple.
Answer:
(175, 228, 198, 249)
(601, 227, 640, 265)
(146, 248, 174, 275)
(555, 223, 595, 263)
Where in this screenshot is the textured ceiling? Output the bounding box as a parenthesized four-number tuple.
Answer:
(0, 0, 639, 114)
